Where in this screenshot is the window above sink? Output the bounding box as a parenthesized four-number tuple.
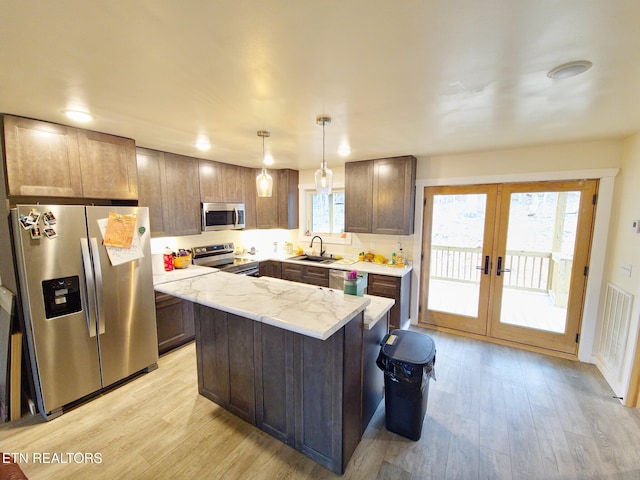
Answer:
(299, 183, 352, 246)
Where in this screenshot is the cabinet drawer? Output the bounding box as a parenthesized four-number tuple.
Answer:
(282, 263, 304, 282)
(304, 266, 329, 287)
(367, 274, 400, 297)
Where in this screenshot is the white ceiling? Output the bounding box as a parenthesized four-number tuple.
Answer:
(2, 1, 640, 171)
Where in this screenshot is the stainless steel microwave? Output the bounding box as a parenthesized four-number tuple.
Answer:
(202, 203, 245, 231)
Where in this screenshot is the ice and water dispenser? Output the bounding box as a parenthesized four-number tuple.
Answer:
(41, 276, 82, 319)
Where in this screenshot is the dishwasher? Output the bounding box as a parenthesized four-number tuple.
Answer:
(329, 269, 368, 296)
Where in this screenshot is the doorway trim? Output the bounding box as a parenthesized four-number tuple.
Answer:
(410, 168, 618, 362)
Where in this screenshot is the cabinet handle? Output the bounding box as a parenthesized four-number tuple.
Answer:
(496, 256, 511, 276)
(475, 255, 490, 275)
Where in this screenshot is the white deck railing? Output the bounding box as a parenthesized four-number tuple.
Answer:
(430, 245, 553, 292)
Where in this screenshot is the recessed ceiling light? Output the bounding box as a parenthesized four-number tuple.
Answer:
(64, 110, 93, 122)
(195, 138, 211, 151)
(547, 60, 593, 79)
(338, 144, 351, 157)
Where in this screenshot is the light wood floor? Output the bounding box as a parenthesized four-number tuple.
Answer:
(2, 327, 640, 479)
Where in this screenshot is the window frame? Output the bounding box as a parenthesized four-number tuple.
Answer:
(298, 183, 352, 245)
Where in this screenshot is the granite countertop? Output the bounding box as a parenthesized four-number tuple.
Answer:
(154, 272, 372, 340)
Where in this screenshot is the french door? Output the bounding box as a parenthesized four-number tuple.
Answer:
(420, 180, 597, 355)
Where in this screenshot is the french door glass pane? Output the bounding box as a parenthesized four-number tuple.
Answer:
(499, 191, 581, 333)
(428, 193, 486, 317)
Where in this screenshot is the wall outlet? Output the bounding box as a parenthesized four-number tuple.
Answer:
(633, 220, 640, 233)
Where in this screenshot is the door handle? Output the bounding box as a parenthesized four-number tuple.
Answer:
(81, 238, 98, 337)
(90, 238, 106, 335)
(496, 256, 511, 276)
(475, 255, 490, 275)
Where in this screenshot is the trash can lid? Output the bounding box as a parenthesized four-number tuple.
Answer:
(380, 329, 436, 365)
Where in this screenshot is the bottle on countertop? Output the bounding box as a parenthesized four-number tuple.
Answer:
(163, 247, 174, 272)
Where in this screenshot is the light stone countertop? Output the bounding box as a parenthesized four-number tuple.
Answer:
(152, 264, 216, 286)
(153, 271, 371, 340)
(236, 254, 412, 277)
(363, 294, 395, 330)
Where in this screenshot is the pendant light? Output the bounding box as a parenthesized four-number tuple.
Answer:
(314, 115, 333, 195)
(256, 130, 273, 197)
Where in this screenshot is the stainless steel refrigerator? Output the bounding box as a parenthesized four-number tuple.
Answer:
(11, 204, 158, 420)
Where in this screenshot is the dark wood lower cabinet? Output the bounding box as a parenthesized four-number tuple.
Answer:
(258, 260, 282, 278)
(368, 273, 411, 330)
(362, 312, 388, 434)
(155, 292, 195, 354)
(281, 262, 329, 287)
(194, 303, 364, 474)
(194, 306, 255, 424)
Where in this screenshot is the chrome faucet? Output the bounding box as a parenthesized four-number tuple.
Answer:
(309, 235, 325, 257)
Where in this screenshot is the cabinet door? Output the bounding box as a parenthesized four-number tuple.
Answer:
(278, 169, 299, 229)
(222, 164, 244, 202)
(199, 159, 224, 202)
(242, 167, 257, 229)
(372, 156, 416, 235)
(227, 313, 257, 423)
(255, 168, 279, 228)
(3, 115, 83, 197)
(155, 292, 195, 354)
(164, 153, 201, 236)
(345, 160, 373, 233)
(195, 306, 255, 423)
(136, 148, 168, 236)
(254, 323, 295, 445)
(259, 260, 282, 278)
(195, 305, 230, 406)
(77, 130, 138, 199)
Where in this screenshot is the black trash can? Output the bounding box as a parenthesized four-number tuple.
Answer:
(376, 329, 436, 441)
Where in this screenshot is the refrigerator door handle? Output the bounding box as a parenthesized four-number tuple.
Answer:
(80, 238, 98, 337)
(90, 237, 106, 335)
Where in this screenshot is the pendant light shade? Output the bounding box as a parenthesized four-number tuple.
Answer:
(256, 130, 273, 197)
(314, 115, 333, 195)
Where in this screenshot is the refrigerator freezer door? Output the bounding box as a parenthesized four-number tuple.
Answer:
(85, 206, 158, 387)
(12, 205, 102, 416)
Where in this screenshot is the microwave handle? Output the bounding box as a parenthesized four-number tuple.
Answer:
(234, 207, 238, 228)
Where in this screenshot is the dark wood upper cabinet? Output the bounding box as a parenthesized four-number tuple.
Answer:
(372, 156, 416, 235)
(222, 164, 244, 203)
(344, 160, 374, 233)
(278, 169, 299, 230)
(199, 159, 224, 203)
(136, 148, 168, 236)
(242, 167, 258, 230)
(4, 115, 83, 197)
(3, 114, 137, 200)
(77, 130, 138, 199)
(136, 148, 200, 237)
(255, 168, 298, 229)
(345, 155, 416, 235)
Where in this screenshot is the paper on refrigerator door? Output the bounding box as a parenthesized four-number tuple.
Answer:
(97, 217, 145, 266)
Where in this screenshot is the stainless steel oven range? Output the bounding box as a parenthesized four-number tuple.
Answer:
(192, 242, 259, 276)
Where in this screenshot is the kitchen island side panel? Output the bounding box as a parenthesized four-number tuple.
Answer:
(193, 302, 364, 475)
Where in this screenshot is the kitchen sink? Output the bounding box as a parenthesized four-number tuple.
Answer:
(289, 255, 335, 264)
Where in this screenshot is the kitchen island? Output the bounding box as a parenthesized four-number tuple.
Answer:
(154, 272, 383, 474)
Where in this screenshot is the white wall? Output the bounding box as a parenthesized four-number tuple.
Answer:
(594, 133, 640, 404)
